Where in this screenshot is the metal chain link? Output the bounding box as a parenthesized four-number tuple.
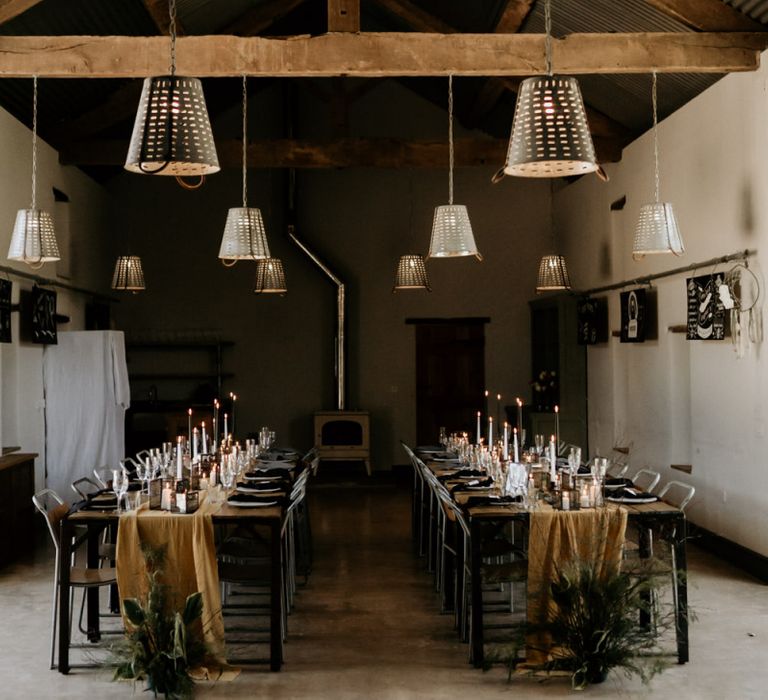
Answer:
(242, 74, 248, 208)
(544, 0, 552, 76)
(448, 74, 454, 205)
(652, 71, 660, 203)
(31, 75, 37, 210)
(169, 0, 177, 77)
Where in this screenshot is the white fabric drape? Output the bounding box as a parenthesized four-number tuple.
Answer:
(42, 331, 130, 499)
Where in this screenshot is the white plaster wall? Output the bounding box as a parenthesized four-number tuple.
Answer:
(555, 62, 768, 556)
(0, 100, 112, 491)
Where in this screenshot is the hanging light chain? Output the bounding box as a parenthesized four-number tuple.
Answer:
(448, 74, 454, 205)
(242, 74, 248, 208)
(168, 0, 177, 77)
(31, 75, 37, 210)
(652, 71, 660, 204)
(544, 0, 553, 76)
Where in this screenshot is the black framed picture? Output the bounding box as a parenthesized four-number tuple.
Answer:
(577, 296, 608, 345)
(687, 274, 725, 340)
(0, 279, 11, 343)
(620, 288, 647, 343)
(31, 285, 57, 345)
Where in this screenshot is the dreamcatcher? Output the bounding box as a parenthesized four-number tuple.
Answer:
(718, 262, 762, 358)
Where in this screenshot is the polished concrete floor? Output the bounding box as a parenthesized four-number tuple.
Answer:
(1, 480, 766, 699)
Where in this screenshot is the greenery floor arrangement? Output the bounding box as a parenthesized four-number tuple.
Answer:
(485, 556, 683, 690)
(111, 543, 209, 699)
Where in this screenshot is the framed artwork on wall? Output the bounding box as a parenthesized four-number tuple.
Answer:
(687, 274, 726, 340)
(620, 288, 646, 343)
(576, 296, 608, 345)
(31, 285, 57, 345)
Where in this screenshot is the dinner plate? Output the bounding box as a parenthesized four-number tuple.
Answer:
(242, 475, 282, 482)
(236, 486, 281, 494)
(606, 495, 659, 504)
(227, 499, 278, 508)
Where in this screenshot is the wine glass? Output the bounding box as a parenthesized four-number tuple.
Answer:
(112, 469, 128, 512)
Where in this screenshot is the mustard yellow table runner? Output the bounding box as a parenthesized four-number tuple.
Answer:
(526, 506, 627, 666)
(115, 500, 232, 676)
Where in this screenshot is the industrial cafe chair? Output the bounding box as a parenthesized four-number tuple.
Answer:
(623, 480, 695, 638)
(32, 489, 118, 669)
(217, 467, 311, 660)
(632, 468, 662, 494)
(70, 477, 117, 562)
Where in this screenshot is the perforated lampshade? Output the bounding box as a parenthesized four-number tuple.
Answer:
(253, 258, 287, 295)
(536, 254, 571, 291)
(111, 255, 146, 292)
(393, 255, 431, 291)
(7, 209, 59, 264)
(125, 76, 219, 176)
(504, 76, 598, 178)
(428, 205, 481, 259)
(632, 203, 684, 259)
(219, 207, 270, 261)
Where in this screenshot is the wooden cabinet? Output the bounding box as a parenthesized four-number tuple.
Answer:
(0, 453, 36, 567)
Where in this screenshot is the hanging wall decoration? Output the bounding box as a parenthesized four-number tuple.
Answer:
(620, 288, 647, 343)
(576, 296, 608, 345)
(0, 279, 11, 343)
(31, 285, 57, 344)
(687, 274, 726, 340)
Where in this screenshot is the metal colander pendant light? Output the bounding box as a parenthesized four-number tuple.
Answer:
(394, 255, 430, 291)
(218, 76, 270, 265)
(124, 0, 219, 178)
(111, 255, 146, 293)
(536, 254, 571, 291)
(504, 0, 597, 178)
(632, 72, 684, 260)
(428, 75, 481, 260)
(253, 258, 287, 295)
(7, 76, 60, 270)
(536, 182, 571, 292)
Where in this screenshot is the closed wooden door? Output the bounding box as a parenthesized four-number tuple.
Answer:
(412, 319, 486, 445)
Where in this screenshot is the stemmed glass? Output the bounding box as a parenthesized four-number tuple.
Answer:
(112, 469, 128, 513)
(221, 460, 236, 492)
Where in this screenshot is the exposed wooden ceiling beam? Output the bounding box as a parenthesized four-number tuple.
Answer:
(371, 0, 454, 33)
(468, 1, 535, 125)
(0, 0, 42, 26)
(640, 0, 764, 32)
(0, 32, 764, 78)
(223, 0, 308, 35)
(59, 135, 622, 168)
(328, 0, 360, 32)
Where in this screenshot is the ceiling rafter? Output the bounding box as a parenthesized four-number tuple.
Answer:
(0, 0, 42, 26)
(328, 0, 360, 32)
(468, 0, 536, 125)
(1, 32, 762, 78)
(640, 0, 764, 32)
(140, 0, 185, 35)
(371, 0, 454, 33)
(223, 0, 309, 35)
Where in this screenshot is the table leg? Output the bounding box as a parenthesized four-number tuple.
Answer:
(270, 517, 283, 671)
(470, 517, 484, 668)
(86, 525, 101, 642)
(58, 518, 72, 674)
(674, 517, 689, 664)
(638, 524, 652, 629)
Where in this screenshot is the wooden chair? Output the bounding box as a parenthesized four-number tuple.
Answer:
(32, 489, 117, 669)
